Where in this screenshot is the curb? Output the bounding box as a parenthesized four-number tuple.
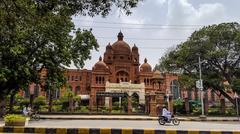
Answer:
(39, 117, 240, 122)
(0, 127, 239, 134)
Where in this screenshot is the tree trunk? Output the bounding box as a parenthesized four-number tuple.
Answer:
(217, 89, 235, 104)
(69, 96, 73, 112)
(204, 92, 208, 115)
(220, 98, 225, 114)
(0, 96, 6, 117)
(9, 93, 15, 114)
(48, 90, 53, 112)
(184, 98, 190, 114)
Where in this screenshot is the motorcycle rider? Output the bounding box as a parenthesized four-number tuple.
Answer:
(162, 105, 171, 122)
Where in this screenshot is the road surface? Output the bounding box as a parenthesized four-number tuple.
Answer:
(1, 120, 239, 131)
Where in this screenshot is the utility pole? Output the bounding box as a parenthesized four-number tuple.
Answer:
(198, 55, 206, 118)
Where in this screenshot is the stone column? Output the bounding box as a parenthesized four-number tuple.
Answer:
(149, 93, 157, 116)
(128, 95, 132, 114)
(119, 97, 122, 107)
(168, 96, 173, 113)
(89, 92, 95, 112)
(105, 97, 109, 107)
(109, 97, 112, 113)
(149, 102, 157, 116)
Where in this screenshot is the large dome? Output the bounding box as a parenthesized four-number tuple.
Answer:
(140, 58, 152, 72)
(112, 31, 131, 54)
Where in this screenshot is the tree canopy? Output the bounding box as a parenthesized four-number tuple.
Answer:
(157, 22, 240, 104)
(0, 0, 142, 98)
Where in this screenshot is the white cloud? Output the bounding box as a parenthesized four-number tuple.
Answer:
(156, 0, 167, 5)
(167, 0, 226, 25)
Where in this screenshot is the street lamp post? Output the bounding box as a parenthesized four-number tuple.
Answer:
(198, 55, 206, 118)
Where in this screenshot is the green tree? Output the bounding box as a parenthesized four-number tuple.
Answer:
(157, 22, 240, 105)
(0, 0, 142, 116)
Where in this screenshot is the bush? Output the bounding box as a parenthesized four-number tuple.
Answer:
(52, 105, 62, 112)
(208, 108, 220, 115)
(189, 100, 201, 113)
(4, 114, 26, 122)
(80, 106, 88, 112)
(73, 96, 81, 102)
(33, 96, 46, 111)
(19, 99, 30, 108)
(173, 98, 184, 114)
(225, 108, 236, 116)
(192, 107, 201, 115)
(13, 106, 21, 112)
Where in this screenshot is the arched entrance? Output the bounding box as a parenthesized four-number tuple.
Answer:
(131, 92, 140, 113)
(116, 71, 129, 83)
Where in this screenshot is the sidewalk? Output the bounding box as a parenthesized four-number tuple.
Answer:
(39, 115, 240, 121)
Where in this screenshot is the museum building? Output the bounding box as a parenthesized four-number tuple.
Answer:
(63, 32, 179, 116)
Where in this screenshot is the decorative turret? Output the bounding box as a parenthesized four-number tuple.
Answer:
(132, 44, 138, 52)
(140, 58, 152, 72)
(117, 31, 124, 41)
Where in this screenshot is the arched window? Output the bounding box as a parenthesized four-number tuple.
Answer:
(99, 77, 102, 84)
(116, 71, 129, 82)
(96, 77, 98, 84)
(170, 80, 180, 99)
(102, 77, 105, 84)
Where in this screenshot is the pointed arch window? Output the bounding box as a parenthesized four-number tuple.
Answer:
(170, 80, 180, 99)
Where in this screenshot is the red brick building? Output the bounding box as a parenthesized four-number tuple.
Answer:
(25, 32, 233, 116)
(62, 32, 179, 116)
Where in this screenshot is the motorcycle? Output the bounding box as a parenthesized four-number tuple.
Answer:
(158, 115, 180, 125)
(28, 111, 40, 121)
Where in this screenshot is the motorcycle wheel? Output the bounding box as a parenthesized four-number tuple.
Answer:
(172, 118, 180, 125)
(33, 114, 40, 121)
(158, 117, 166, 125)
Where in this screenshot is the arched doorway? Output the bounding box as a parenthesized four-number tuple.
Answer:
(170, 80, 180, 99)
(116, 71, 129, 83)
(131, 92, 139, 112)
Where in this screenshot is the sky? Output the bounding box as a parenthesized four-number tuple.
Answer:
(72, 0, 240, 70)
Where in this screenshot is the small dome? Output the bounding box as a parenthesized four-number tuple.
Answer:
(132, 44, 138, 51)
(140, 58, 152, 72)
(112, 31, 131, 54)
(93, 56, 108, 70)
(152, 70, 164, 79)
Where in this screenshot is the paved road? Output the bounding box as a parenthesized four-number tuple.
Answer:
(1, 120, 239, 131)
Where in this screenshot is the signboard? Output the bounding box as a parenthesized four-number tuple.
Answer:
(96, 92, 128, 97)
(196, 80, 203, 89)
